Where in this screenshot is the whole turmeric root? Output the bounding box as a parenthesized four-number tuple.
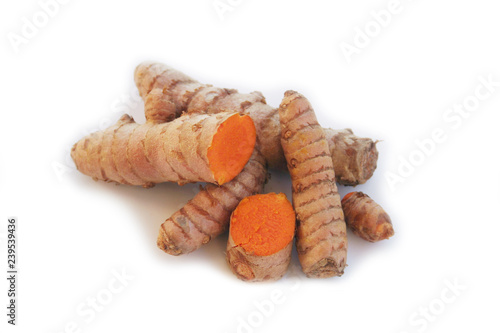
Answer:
(341, 192, 394, 242)
(134, 62, 378, 186)
(157, 148, 268, 255)
(279, 91, 348, 278)
(226, 193, 296, 282)
(71, 112, 256, 187)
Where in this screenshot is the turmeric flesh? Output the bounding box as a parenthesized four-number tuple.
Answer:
(226, 193, 295, 282)
(134, 62, 378, 185)
(279, 91, 348, 278)
(157, 148, 268, 255)
(341, 192, 394, 242)
(71, 112, 256, 187)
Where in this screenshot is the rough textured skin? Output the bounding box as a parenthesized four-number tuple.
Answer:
(144, 88, 179, 123)
(279, 91, 347, 278)
(134, 62, 378, 185)
(71, 112, 253, 187)
(157, 149, 267, 255)
(226, 234, 292, 282)
(324, 129, 379, 186)
(342, 192, 394, 242)
(134, 63, 193, 123)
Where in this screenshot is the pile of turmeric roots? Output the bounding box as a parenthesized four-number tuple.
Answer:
(72, 62, 394, 282)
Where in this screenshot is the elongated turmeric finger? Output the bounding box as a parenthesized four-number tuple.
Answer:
(71, 112, 256, 187)
(226, 193, 296, 282)
(279, 91, 347, 278)
(342, 192, 394, 242)
(134, 62, 378, 185)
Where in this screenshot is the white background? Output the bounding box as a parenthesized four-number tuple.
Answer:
(1, 0, 499, 332)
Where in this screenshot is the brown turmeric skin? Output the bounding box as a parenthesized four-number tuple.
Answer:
(342, 192, 394, 242)
(71, 112, 256, 187)
(134, 62, 378, 185)
(226, 193, 296, 282)
(279, 91, 347, 278)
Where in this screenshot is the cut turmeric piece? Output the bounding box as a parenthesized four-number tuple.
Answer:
(279, 91, 348, 278)
(341, 192, 394, 242)
(230, 193, 295, 256)
(71, 112, 256, 187)
(226, 193, 295, 282)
